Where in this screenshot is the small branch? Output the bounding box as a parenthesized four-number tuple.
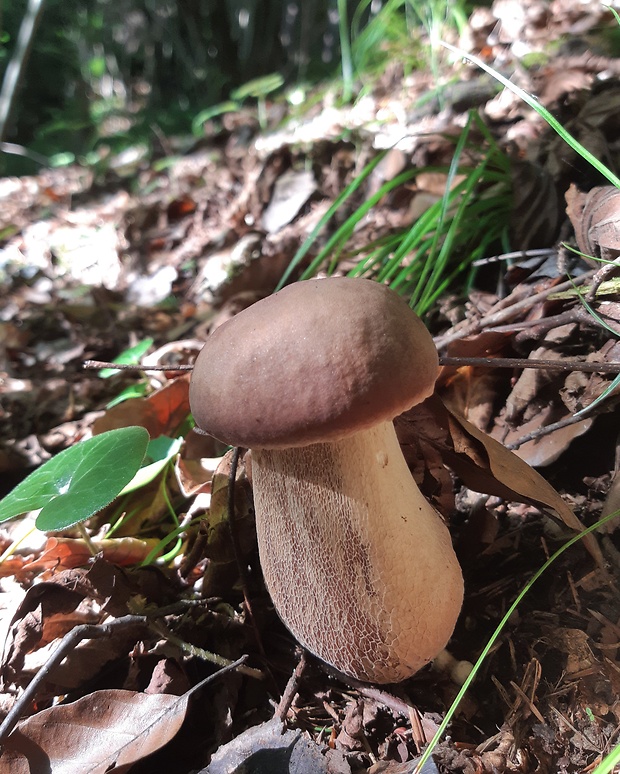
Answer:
(505, 412, 595, 451)
(434, 270, 597, 349)
(275, 649, 308, 723)
(85, 351, 619, 378)
(439, 356, 620, 374)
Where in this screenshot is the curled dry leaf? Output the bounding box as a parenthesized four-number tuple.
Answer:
(201, 450, 255, 597)
(565, 184, 620, 263)
(445, 404, 603, 565)
(398, 396, 603, 564)
(2, 582, 87, 686)
(0, 688, 190, 774)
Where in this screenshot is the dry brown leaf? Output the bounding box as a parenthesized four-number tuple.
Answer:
(566, 184, 620, 263)
(444, 405, 603, 564)
(21, 536, 161, 572)
(204, 717, 339, 773)
(1, 583, 88, 685)
(399, 396, 603, 564)
(92, 375, 190, 437)
(202, 451, 255, 597)
(0, 688, 189, 774)
(261, 168, 317, 234)
(496, 405, 593, 468)
(600, 436, 620, 533)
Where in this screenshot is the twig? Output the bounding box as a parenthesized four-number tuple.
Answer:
(147, 618, 264, 680)
(85, 350, 620, 378)
(275, 649, 308, 723)
(505, 412, 596, 451)
(434, 270, 597, 349)
(439, 356, 620, 374)
(482, 308, 592, 335)
(83, 360, 193, 371)
(472, 248, 556, 266)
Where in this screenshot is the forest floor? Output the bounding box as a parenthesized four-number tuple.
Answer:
(1, 1, 620, 772)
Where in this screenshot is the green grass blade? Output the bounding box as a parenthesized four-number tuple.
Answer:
(592, 741, 620, 774)
(440, 41, 620, 189)
(277, 150, 390, 289)
(337, 0, 354, 102)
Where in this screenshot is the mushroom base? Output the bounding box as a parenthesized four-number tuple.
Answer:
(252, 420, 464, 684)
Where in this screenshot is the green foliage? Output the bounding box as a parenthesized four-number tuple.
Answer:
(351, 0, 469, 87)
(592, 742, 620, 774)
(0, 427, 149, 531)
(352, 0, 427, 81)
(120, 435, 182, 496)
(0, 0, 348, 173)
(279, 112, 512, 316)
(1, 1, 483, 174)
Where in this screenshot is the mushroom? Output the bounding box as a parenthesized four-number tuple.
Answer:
(189, 277, 463, 683)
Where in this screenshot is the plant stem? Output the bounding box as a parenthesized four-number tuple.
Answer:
(337, 0, 354, 102)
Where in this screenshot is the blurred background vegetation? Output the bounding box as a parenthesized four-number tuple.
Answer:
(0, 0, 477, 176)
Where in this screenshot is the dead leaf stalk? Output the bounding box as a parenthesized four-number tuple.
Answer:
(147, 617, 263, 680)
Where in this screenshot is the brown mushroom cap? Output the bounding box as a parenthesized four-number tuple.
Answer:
(189, 277, 438, 449)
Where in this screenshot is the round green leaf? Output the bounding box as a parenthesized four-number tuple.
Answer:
(0, 427, 149, 532)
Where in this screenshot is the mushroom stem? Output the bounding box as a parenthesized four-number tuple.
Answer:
(252, 420, 464, 684)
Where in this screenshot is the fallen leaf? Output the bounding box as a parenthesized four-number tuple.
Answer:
(2, 582, 88, 685)
(398, 396, 603, 564)
(262, 168, 317, 234)
(566, 184, 620, 263)
(0, 688, 190, 774)
(445, 404, 603, 564)
(92, 376, 190, 438)
(21, 535, 162, 572)
(203, 716, 342, 774)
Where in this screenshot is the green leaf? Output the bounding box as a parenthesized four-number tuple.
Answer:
(0, 427, 149, 531)
(191, 102, 240, 135)
(106, 382, 149, 408)
(231, 73, 284, 100)
(593, 740, 620, 774)
(119, 435, 183, 495)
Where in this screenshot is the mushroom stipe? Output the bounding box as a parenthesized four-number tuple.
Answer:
(189, 277, 464, 683)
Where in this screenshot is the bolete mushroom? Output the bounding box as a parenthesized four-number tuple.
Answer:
(189, 277, 463, 683)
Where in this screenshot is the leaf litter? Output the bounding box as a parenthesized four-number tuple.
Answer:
(1, 2, 620, 771)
